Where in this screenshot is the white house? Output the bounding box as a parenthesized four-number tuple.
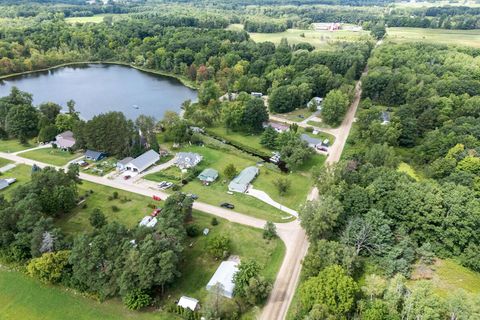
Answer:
(263, 121, 289, 133)
(55, 131, 76, 149)
(116, 157, 134, 171)
(126, 150, 160, 173)
(206, 261, 239, 298)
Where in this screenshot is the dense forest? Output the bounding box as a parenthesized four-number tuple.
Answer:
(291, 41, 480, 319)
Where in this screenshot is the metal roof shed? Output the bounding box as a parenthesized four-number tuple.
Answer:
(206, 261, 239, 298)
(198, 168, 219, 182)
(228, 166, 259, 193)
(177, 296, 199, 311)
(126, 150, 160, 173)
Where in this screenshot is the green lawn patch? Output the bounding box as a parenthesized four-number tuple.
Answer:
(206, 126, 271, 155)
(0, 139, 36, 153)
(166, 210, 285, 304)
(0, 164, 32, 199)
(20, 148, 82, 166)
(0, 267, 176, 320)
(243, 27, 371, 49)
(387, 27, 480, 48)
(57, 180, 161, 234)
(306, 120, 333, 129)
(0, 157, 12, 168)
(146, 145, 298, 221)
(409, 259, 480, 299)
(273, 108, 314, 122)
(81, 157, 117, 176)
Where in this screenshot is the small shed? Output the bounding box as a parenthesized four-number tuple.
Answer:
(85, 150, 106, 162)
(228, 166, 259, 193)
(206, 261, 239, 298)
(381, 111, 390, 125)
(178, 296, 199, 311)
(198, 168, 219, 183)
(175, 152, 203, 170)
(307, 97, 323, 110)
(0, 179, 9, 191)
(126, 150, 160, 173)
(117, 157, 134, 171)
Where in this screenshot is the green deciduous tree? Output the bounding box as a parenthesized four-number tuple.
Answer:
(27, 250, 70, 284)
(299, 265, 358, 318)
(321, 89, 349, 126)
(299, 196, 343, 240)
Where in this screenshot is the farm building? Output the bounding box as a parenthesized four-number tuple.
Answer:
(301, 134, 321, 149)
(175, 152, 203, 170)
(55, 131, 76, 149)
(177, 296, 199, 311)
(206, 261, 239, 298)
(116, 157, 134, 171)
(125, 150, 160, 173)
(198, 168, 219, 183)
(228, 166, 259, 193)
(85, 150, 106, 161)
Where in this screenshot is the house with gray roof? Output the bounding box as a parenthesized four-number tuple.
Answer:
(116, 157, 134, 171)
(175, 152, 203, 170)
(228, 166, 259, 193)
(198, 168, 219, 183)
(126, 150, 160, 173)
(85, 150, 106, 161)
(55, 131, 76, 149)
(301, 134, 321, 149)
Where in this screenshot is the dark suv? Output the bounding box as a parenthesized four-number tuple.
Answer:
(220, 202, 235, 209)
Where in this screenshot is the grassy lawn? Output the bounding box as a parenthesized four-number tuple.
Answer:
(81, 157, 117, 176)
(57, 180, 161, 234)
(387, 27, 480, 48)
(166, 210, 285, 305)
(409, 259, 480, 299)
(273, 108, 314, 122)
(20, 148, 82, 166)
(306, 120, 333, 129)
(0, 139, 37, 153)
(0, 267, 177, 320)
(0, 164, 32, 199)
(207, 126, 271, 155)
(146, 145, 301, 221)
(228, 25, 371, 49)
(0, 157, 12, 168)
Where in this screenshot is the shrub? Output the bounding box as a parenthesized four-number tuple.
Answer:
(172, 184, 181, 191)
(27, 250, 71, 284)
(207, 235, 230, 259)
(108, 196, 113, 201)
(186, 224, 201, 237)
(263, 221, 277, 240)
(224, 164, 238, 180)
(112, 191, 119, 199)
(211, 217, 219, 226)
(111, 205, 120, 212)
(81, 203, 87, 209)
(273, 177, 291, 196)
(305, 126, 314, 133)
(122, 289, 152, 310)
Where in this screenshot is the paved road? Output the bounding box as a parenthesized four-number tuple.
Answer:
(261, 65, 369, 320)
(1, 72, 365, 320)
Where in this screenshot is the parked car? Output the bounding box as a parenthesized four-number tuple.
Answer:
(77, 160, 88, 167)
(159, 182, 173, 190)
(187, 193, 199, 200)
(158, 181, 167, 188)
(123, 175, 131, 180)
(151, 208, 162, 217)
(220, 202, 235, 209)
(317, 146, 328, 152)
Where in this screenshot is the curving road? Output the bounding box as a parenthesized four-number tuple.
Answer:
(0, 71, 364, 319)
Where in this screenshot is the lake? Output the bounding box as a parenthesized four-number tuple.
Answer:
(0, 64, 197, 120)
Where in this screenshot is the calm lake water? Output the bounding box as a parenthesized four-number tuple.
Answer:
(0, 64, 197, 120)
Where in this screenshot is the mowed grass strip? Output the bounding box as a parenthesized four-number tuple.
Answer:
(0, 157, 12, 167)
(0, 267, 177, 320)
(387, 27, 480, 48)
(20, 148, 82, 166)
(0, 139, 36, 153)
